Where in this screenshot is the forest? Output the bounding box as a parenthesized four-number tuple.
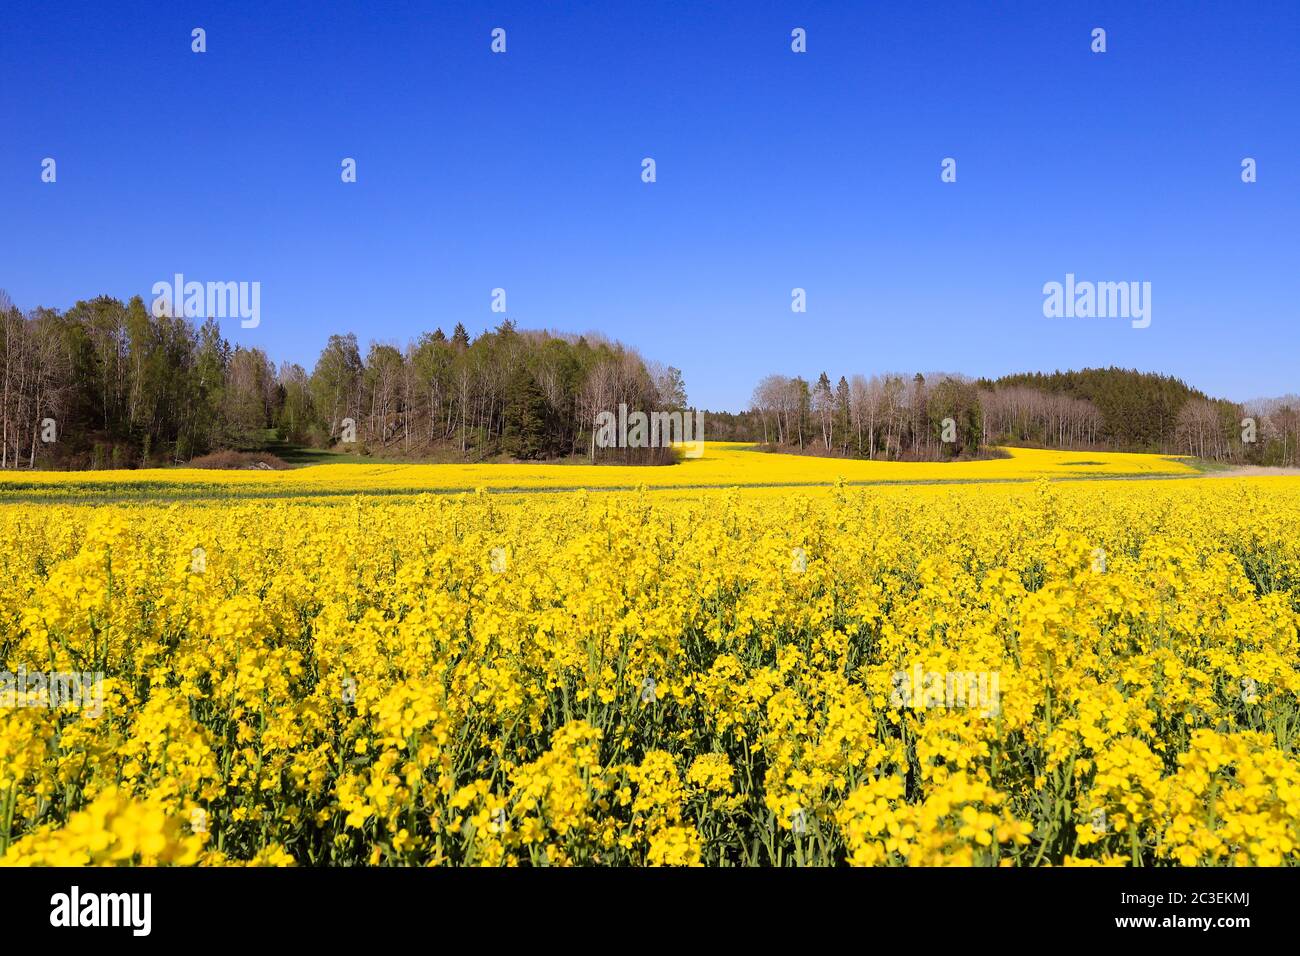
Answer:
(0, 290, 685, 468)
(742, 368, 1299, 465)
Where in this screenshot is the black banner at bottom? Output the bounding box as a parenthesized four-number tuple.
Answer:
(0, 865, 1276, 942)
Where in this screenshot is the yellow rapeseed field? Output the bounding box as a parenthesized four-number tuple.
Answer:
(1, 446, 1297, 866)
(0, 443, 1199, 500)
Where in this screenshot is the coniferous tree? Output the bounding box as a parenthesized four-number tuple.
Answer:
(502, 367, 550, 460)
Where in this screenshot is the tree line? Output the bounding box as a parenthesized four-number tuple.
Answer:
(750, 372, 984, 459)
(0, 290, 687, 469)
(746, 367, 1300, 465)
(982, 368, 1300, 465)
(6, 286, 1295, 471)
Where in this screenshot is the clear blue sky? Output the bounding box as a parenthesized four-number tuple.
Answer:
(2, 1, 1296, 411)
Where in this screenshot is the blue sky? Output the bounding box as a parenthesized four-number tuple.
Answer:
(1, 1, 1296, 411)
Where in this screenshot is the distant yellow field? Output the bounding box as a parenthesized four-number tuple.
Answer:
(0, 443, 1199, 498)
